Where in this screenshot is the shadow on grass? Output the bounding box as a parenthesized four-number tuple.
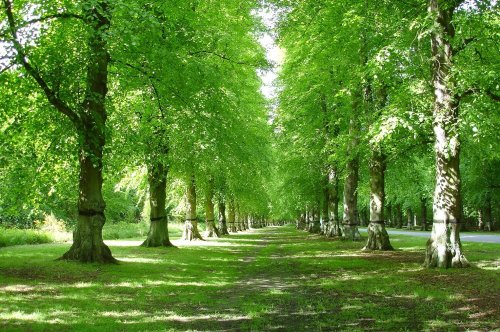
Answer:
(0, 226, 498, 331)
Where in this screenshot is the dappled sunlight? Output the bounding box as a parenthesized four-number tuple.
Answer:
(105, 240, 143, 247)
(116, 257, 164, 264)
(475, 259, 499, 270)
(171, 239, 253, 248)
(0, 225, 498, 331)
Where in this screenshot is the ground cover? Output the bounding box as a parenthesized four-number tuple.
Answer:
(0, 226, 498, 331)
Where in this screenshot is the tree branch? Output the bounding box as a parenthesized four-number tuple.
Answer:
(453, 37, 476, 56)
(188, 50, 259, 67)
(2, 0, 80, 126)
(0, 62, 15, 74)
(486, 90, 500, 102)
(16, 12, 84, 30)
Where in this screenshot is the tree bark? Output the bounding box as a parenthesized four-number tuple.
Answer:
(182, 177, 203, 241)
(484, 192, 492, 231)
(61, 132, 115, 262)
(420, 199, 427, 231)
(342, 155, 361, 241)
(321, 178, 329, 235)
(364, 150, 392, 250)
(218, 201, 229, 235)
(228, 199, 237, 233)
(142, 163, 174, 247)
(326, 168, 341, 237)
(203, 185, 220, 238)
(386, 203, 392, 227)
(60, 1, 115, 262)
(395, 204, 403, 229)
(236, 204, 243, 232)
(406, 208, 413, 230)
(424, 0, 468, 268)
(309, 206, 321, 233)
(304, 208, 311, 231)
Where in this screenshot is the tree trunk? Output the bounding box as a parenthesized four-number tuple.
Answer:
(395, 204, 403, 229)
(420, 199, 427, 231)
(61, 134, 115, 263)
(406, 208, 413, 230)
(342, 86, 362, 241)
(364, 150, 392, 250)
(236, 205, 243, 232)
(484, 192, 492, 231)
(142, 163, 173, 247)
(342, 155, 361, 241)
(424, 0, 468, 268)
(60, 2, 115, 262)
(218, 201, 229, 235)
(304, 208, 311, 231)
(310, 206, 321, 233)
(321, 178, 329, 235)
(386, 203, 392, 227)
(204, 185, 220, 238)
(228, 199, 237, 233)
(182, 177, 203, 241)
(326, 168, 341, 237)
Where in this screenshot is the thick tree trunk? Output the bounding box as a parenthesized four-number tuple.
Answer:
(61, 135, 115, 263)
(406, 208, 413, 230)
(395, 204, 403, 229)
(342, 88, 361, 241)
(218, 201, 229, 235)
(304, 209, 311, 231)
(424, 0, 468, 268)
(326, 168, 341, 237)
(204, 186, 220, 238)
(342, 156, 361, 241)
(182, 177, 203, 241)
(236, 205, 243, 232)
(310, 206, 321, 233)
(477, 209, 484, 230)
(60, 2, 115, 263)
(321, 180, 329, 235)
(142, 163, 173, 247)
(364, 150, 392, 250)
(228, 199, 237, 233)
(420, 199, 427, 231)
(484, 193, 492, 231)
(386, 203, 392, 227)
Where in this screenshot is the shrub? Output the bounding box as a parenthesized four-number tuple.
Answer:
(34, 213, 72, 242)
(0, 228, 54, 247)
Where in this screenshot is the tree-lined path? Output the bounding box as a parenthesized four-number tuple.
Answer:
(1, 0, 499, 330)
(1, 225, 499, 331)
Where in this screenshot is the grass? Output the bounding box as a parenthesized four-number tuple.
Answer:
(0, 228, 53, 248)
(0, 225, 498, 331)
(0, 221, 186, 247)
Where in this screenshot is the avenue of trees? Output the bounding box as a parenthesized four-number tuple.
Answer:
(0, 0, 498, 268)
(270, 0, 498, 268)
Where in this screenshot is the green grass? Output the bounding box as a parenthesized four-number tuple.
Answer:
(0, 228, 53, 247)
(0, 221, 187, 247)
(0, 225, 498, 331)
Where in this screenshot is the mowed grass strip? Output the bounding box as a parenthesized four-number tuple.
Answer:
(0, 225, 498, 331)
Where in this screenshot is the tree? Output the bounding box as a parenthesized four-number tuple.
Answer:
(2, 0, 115, 262)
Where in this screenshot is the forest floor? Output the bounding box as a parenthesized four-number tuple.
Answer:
(0, 226, 499, 331)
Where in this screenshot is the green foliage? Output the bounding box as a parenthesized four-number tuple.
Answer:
(0, 227, 53, 247)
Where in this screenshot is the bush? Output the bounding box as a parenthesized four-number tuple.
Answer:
(34, 213, 72, 242)
(0, 228, 54, 247)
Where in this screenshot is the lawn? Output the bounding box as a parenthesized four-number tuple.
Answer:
(0, 225, 498, 331)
